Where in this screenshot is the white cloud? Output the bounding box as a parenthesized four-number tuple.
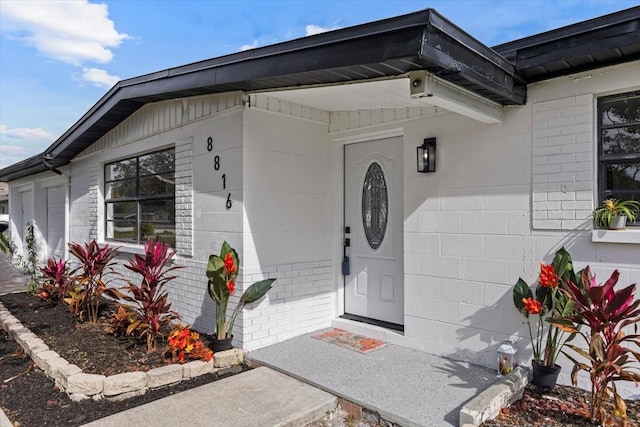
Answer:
(305, 23, 340, 36)
(0, 124, 55, 141)
(81, 68, 120, 88)
(0, 124, 55, 168)
(0, 0, 129, 66)
(240, 40, 259, 51)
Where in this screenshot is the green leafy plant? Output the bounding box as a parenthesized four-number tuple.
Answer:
(593, 198, 640, 228)
(67, 240, 119, 322)
(166, 324, 213, 363)
(108, 240, 182, 352)
(38, 258, 71, 303)
(24, 221, 39, 293)
(513, 247, 579, 366)
(206, 241, 275, 340)
(0, 232, 14, 255)
(550, 267, 640, 426)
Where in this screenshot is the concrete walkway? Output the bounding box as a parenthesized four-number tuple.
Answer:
(247, 331, 497, 427)
(82, 367, 336, 427)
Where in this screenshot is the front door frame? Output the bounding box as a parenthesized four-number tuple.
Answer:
(332, 127, 405, 329)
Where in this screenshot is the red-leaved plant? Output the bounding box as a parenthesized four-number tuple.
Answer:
(109, 240, 182, 352)
(67, 240, 119, 322)
(38, 258, 71, 303)
(166, 324, 213, 363)
(550, 267, 640, 426)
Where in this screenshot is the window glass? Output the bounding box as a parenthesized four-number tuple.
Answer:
(598, 91, 640, 218)
(104, 148, 175, 245)
(362, 162, 388, 250)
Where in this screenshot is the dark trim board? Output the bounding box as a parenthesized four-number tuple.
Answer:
(341, 313, 404, 333)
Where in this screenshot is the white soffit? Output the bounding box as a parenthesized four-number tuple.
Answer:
(261, 75, 504, 124)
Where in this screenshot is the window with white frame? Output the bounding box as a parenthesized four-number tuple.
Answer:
(104, 148, 176, 246)
(597, 91, 640, 213)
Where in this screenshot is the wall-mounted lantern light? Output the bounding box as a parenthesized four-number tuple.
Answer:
(417, 137, 436, 173)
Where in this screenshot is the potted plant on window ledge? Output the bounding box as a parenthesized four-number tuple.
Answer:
(593, 198, 640, 230)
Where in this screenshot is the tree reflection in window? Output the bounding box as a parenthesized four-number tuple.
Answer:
(598, 91, 640, 209)
(362, 162, 388, 249)
(104, 149, 176, 246)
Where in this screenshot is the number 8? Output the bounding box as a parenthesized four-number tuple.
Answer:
(207, 137, 213, 152)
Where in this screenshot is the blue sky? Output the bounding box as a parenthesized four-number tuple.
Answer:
(0, 0, 637, 169)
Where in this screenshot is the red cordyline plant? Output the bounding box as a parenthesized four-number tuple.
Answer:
(513, 247, 578, 366)
(550, 267, 640, 426)
(109, 240, 182, 352)
(38, 258, 71, 303)
(206, 241, 275, 339)
(67, 240, 119, 322)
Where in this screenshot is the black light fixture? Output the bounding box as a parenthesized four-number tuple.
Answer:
(417, 138, 436, 173)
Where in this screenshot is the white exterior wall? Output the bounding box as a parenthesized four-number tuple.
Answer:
(326, 61, 639, 395)
(240, 107, 336, 350)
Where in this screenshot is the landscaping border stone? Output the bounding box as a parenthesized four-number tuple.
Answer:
(459, 365, 530, 427)
(0, 301, 245, 401)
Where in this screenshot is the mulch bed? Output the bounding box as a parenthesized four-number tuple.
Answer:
(0, 291, 248, 427)
(482, 383, 640, 427)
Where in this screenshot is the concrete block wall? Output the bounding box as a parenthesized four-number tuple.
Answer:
(532, 94, 594, 230)
(240, 260, 334, 350)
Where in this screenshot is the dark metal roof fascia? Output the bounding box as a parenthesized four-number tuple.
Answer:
(1, 8, 523, 181)
(494, 6, 640, 82)
(0, 154, 45, 182)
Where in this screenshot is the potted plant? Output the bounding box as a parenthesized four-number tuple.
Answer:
(206, 241, 275, 351)
(593, 198, 640, 230)
(512, 247, 579, 391)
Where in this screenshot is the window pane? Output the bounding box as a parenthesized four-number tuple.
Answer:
(362, 162, 388, 250)
(105, 179, 136, 199)
(139, 150, 174, 176)
(106, 201, 137, 221)
(106, 158, 137, 181)
(139, 173, 175, 196)
(602, 125, 640, 156)
(140, 199, 175, 223)
(141, 222, 176, 246)
(601, 94, 640, 125)
(604, 163, 640, 192)
(106, 220, 138, 243)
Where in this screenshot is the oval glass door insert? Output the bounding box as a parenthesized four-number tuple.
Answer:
(362, 161, 388, 249)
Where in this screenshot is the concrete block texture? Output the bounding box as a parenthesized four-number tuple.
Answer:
(31, 350, 61, 372)
(146, 364, 183, 388)
(103, 372, 147, 396)
(66, 373, 106, 396)
(55, 364, 83, 389)
(181, 360, 213, 378)
(214, 348, 244, 368)
(459, 366, 529, 426)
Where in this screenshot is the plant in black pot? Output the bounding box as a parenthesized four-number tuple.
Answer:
(513, 247, 580, 391)
(206, 241, 275, 352)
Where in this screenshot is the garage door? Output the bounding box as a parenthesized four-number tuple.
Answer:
(47, 187, 65, 259)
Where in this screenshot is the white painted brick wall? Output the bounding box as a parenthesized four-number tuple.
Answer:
(532, 94, 594, 230)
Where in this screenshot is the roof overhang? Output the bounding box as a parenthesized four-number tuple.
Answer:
(0, 8, 522, 182)
(494, 6, 640, 82)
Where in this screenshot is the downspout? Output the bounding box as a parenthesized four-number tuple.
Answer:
(43, 154, 62, 175)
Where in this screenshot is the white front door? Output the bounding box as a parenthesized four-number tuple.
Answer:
(344, 137, 404, 326)
(47, 187, 65, 259)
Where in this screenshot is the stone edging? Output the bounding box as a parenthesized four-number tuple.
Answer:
(0, 301, 244, 401)
(459, 365, 530, 427)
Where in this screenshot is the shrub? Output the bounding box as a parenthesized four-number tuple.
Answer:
(166, 324, 213, 363)
(109, 240, 182, 352)
(67, 240, 119, 322)
(38, 258, 70, 303)
(550, 267, 640, 426)
(24, 221, 39, 293)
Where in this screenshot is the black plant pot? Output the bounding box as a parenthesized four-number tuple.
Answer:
(531, 360, 561, 392)
(210, 335, 233, 352)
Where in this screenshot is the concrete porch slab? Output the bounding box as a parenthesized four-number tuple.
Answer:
(247, 330, 497, 427)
